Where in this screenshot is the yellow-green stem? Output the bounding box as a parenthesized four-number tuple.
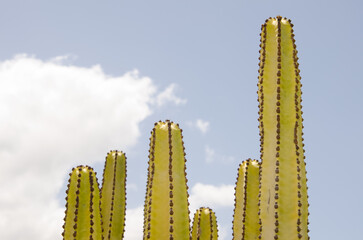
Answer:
(100, 150, 127, 239)
(62, 166, 102, 240)
(191, 207, 219, 240)
(257, 16, 309, 240)
(232, 159, 260, 240)
(143, 120, 190, 240)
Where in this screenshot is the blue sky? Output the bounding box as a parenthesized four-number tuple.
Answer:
(0, 0, 362, 239)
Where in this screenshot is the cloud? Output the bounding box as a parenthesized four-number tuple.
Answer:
(217, 225, 230, 240)
(156, 83, 187, 106)
(189, 183, 234, 212)
(49, 54, 78, 64)
(124, 206, 144, 239)
(0, 54, 184, 239)
(186, 119, 210, 134)
(196, 119, 210, 133)
(204, 145, 235, 164)
(205, 145, 216, 163)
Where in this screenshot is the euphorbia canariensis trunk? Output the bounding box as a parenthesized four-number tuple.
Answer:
(232, 159, 260, 240)
(191, 207, 219, 240)
(143, 120, 190, 240)
(62, 166, 102, 240)
(257, 16, 309, 239)
(100, 150, 127, 239)
(60, 16, 311, 240)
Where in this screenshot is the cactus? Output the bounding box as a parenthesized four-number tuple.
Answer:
(232, 159, 260, 240)
(62, 166, 102, 240)
(100, 150, 127, 239)
(257, 16, 309, 239)
(62, 152, 127, 240)
(60, 16, 311, 240)
(191, 207, 219, 240)
(143, 120, 190, 240)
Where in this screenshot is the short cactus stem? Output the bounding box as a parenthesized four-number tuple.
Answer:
(191, 207, 219, 240)
(143, 120, 190, 240)
(232, 159, 260, 240)
(100, 150, 127, 240)
(62, 165, 102, 240)
(257, 16, 309, 239)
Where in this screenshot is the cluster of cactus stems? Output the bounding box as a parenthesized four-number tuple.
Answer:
(62, 151, 127, 240)
(62, 16, 309, 240)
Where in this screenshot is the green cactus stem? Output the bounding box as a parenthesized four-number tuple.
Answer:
(62, 165, 102, 240)
(257, 16, 309, 239)
(100, 150, 127, 240)
(143, 120, 190, 240)
(191, 207, 219, 240)
(232, 159, 260, 240)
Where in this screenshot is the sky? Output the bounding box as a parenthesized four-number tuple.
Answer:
(0, 0, 362, 239)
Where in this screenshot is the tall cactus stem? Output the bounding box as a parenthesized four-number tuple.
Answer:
(191, 207, 219, 240)
(257, 16, 309, 240)
(62, 165, 102, 240)
(232, 159, 260, 240)
(100, 150, 127, 240)
(143, 120, 190, 240)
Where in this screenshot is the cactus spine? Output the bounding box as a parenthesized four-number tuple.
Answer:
(63, 152, 127, 240)
(62, 166, 102, 240)
(191, 207, 219, 240)
(257, 16, 309, 239)
(232, 159, 260, 240)
(143, 120, 190, 239)
(100, 150, 127, 239)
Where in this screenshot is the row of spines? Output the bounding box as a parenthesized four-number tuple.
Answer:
(257, 16, 309, 240)
(232, 159, 260, 240)
(62, 150, 127, 240)
(191, 207, 219, 240)
(143, 120, 190, 240)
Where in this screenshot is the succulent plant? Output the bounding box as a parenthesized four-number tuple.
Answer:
(232, 159, 260, 240)
(191, 207, 219, 240)
(143, 120, 190, 240)
(61, 16, 310, 240)
(100, 150, 127, 240)
(62, 151, 127, 240)
(256, 16, 309, 239)
(62, 166, 102, 240)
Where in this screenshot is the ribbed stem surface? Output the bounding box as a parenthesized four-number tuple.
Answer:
(257, 16, 309, 240)
(191, 207, 219, 240)
(143, 120, 190, 240)
(232, 159, 260, 240)
(101, 150, 127, 239)
(62, 166, 102, 240)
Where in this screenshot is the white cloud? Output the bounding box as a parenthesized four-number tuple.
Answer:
(127, 183, 139, 192)
(124, 206, 144, 240)
(205, 145, 216, 163)
(218, 224, 230, 240)
(186, 119, 210, 134)
(196, 119, 210, 133)
(189, 183, 234, 213)
(156, 83, 187, 106)
(204, 145, 235, 164)
(0, 55, 184, 239)
(49, 54, 78, 64)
